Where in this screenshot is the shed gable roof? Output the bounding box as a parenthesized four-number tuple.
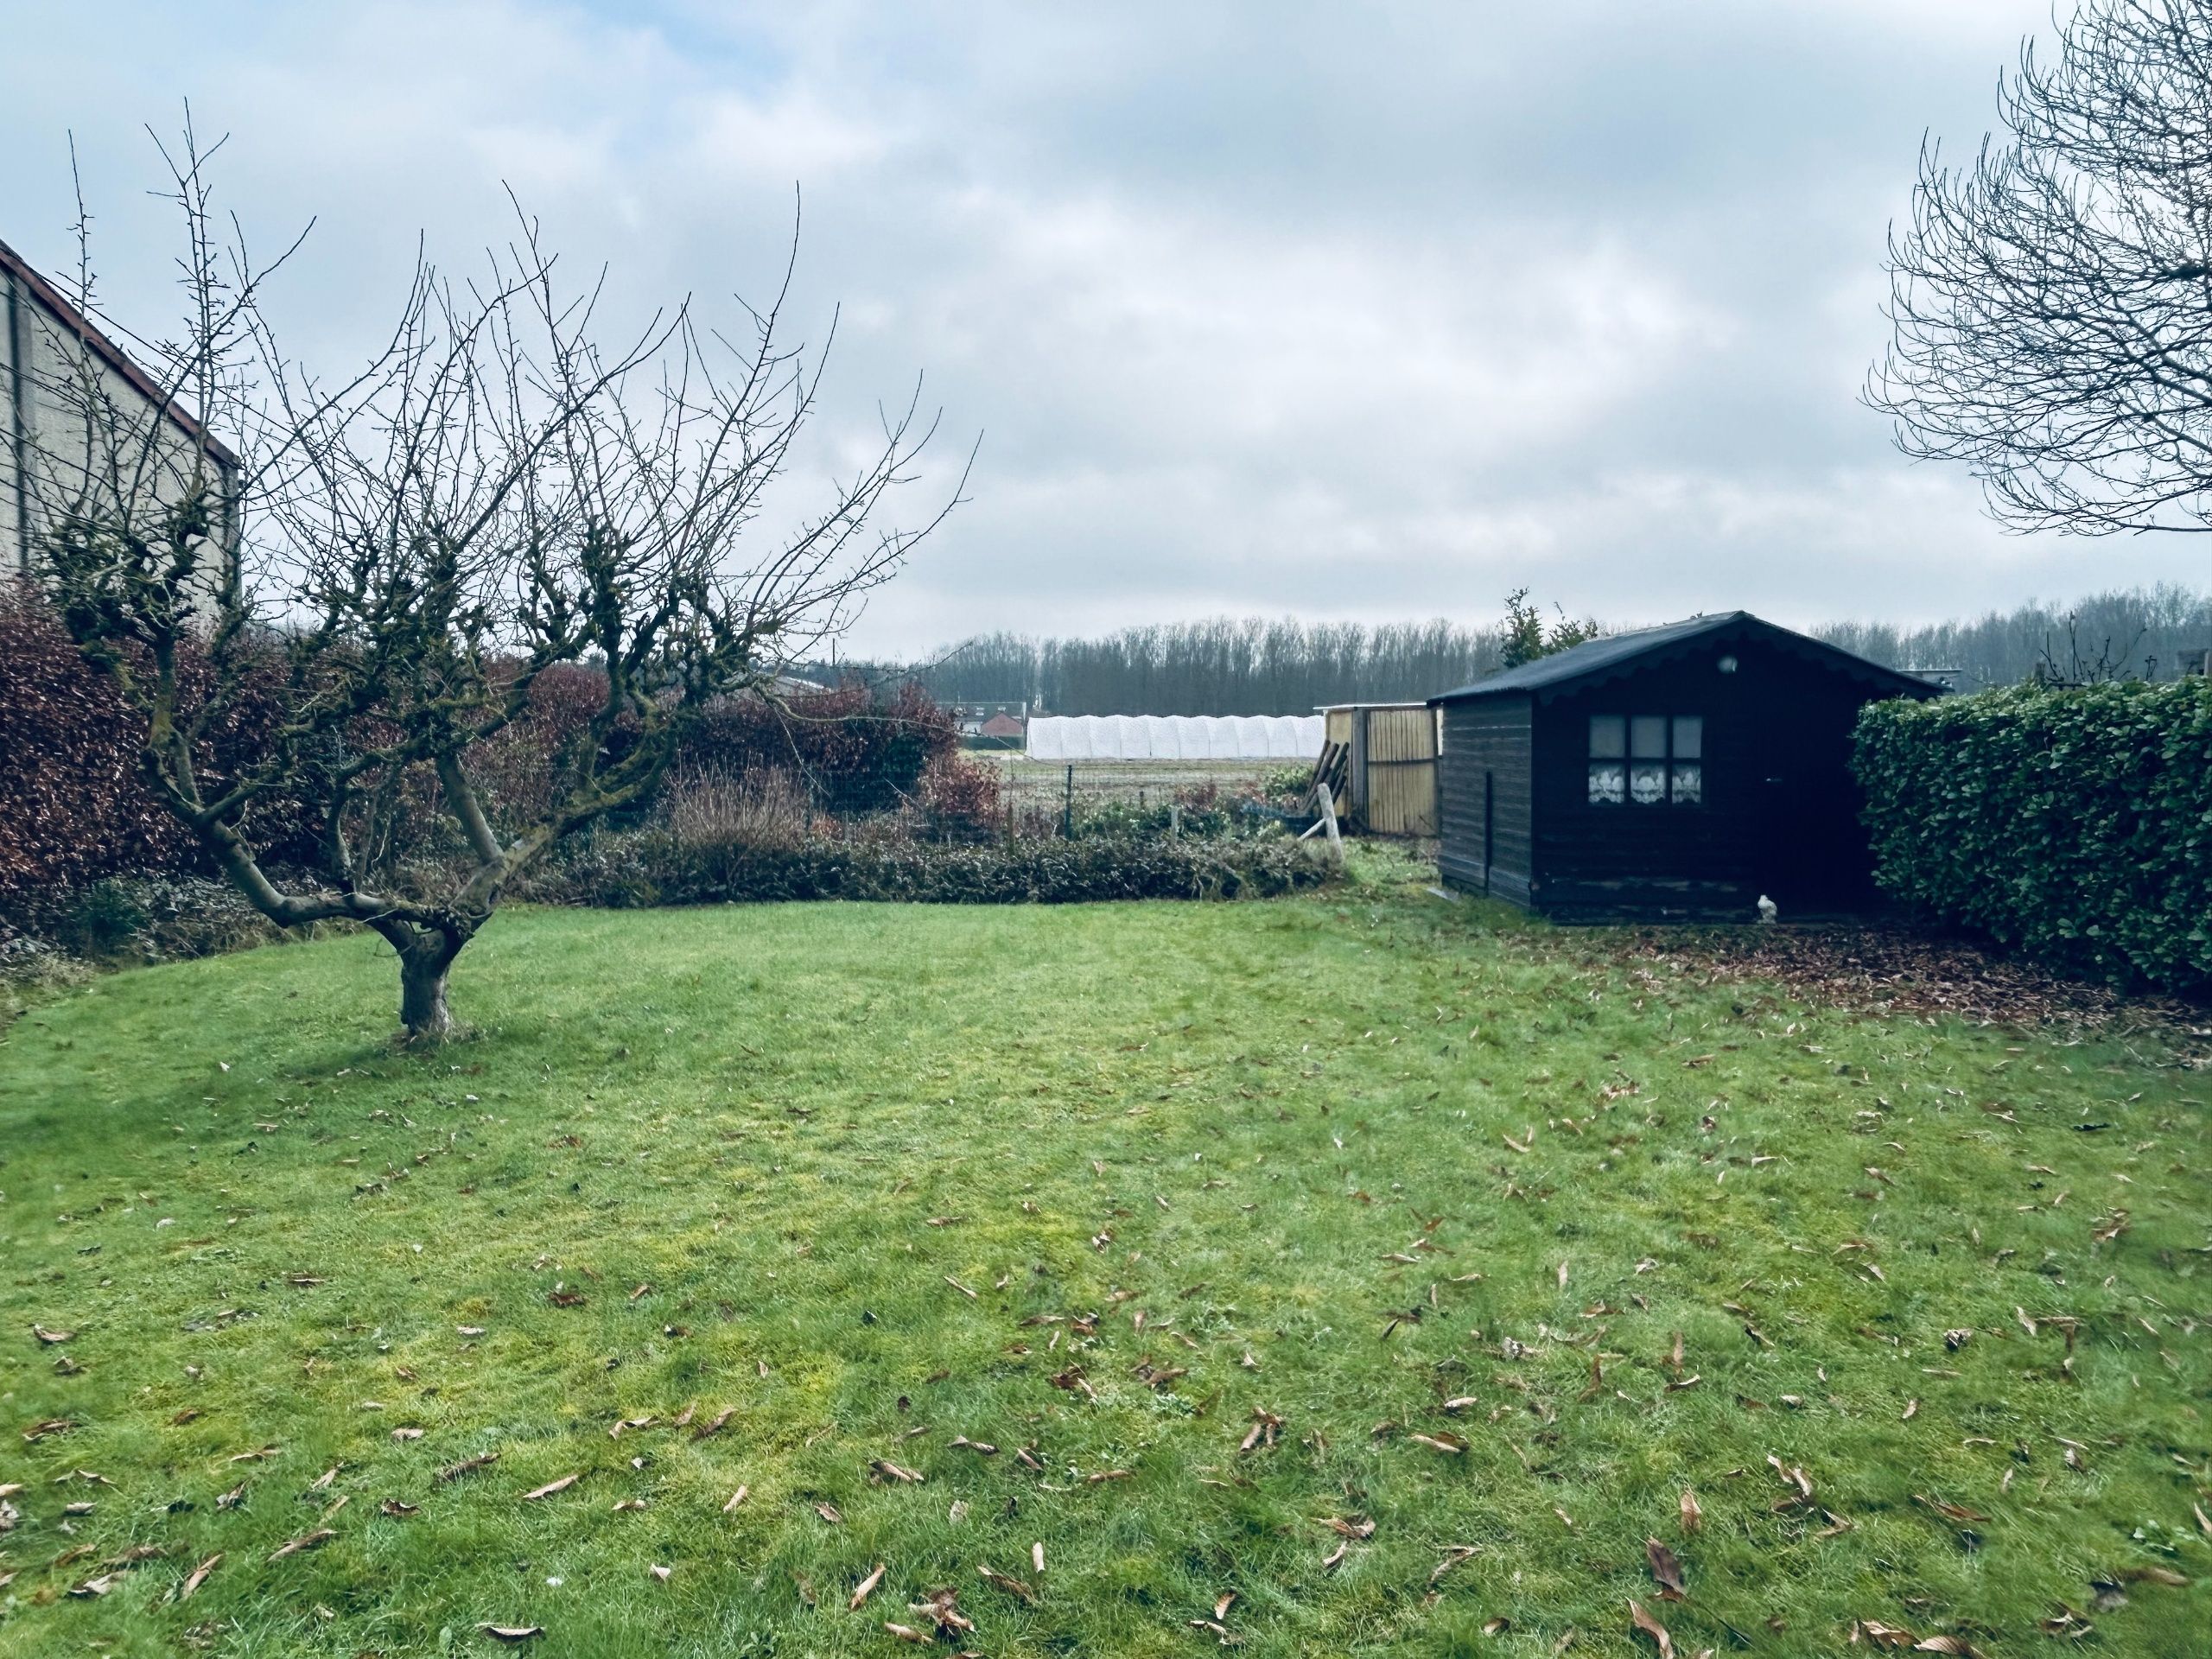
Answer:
(1429, 612, 1942, 704)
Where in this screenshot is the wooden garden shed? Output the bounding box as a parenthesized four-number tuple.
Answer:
(1428, 613, 1942, 920)
(1318, 702, 1440, 836)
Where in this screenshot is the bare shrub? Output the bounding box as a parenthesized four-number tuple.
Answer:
(664, 767, 814, 850)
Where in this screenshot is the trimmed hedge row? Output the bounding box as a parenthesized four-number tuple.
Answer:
(530, 831, 1332, 909)
(1853, 678, 2212, 990)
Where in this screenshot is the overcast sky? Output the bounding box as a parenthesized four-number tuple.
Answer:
(3, 0, 2192, 654)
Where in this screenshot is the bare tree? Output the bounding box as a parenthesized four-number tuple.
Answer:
(28, 125, 961, 1040)
(1872, 0, 2212, 534)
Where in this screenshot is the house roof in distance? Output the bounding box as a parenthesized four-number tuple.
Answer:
(0, 232, 239, 469)
(1429, 611, 1943, 703)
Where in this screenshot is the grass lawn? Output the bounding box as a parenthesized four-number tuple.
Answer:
(2, 859, 2209, 1656)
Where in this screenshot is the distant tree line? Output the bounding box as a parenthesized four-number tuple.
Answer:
(811, 585, 2212, 715)
(826, 618, 1516, 715)
(1812, 583, 2212, 689)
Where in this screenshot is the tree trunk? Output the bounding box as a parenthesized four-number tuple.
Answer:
(396, 938, 461, 1044)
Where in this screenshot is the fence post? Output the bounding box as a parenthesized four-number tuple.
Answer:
(1315, 780, 1345, 866)
(1064, 764, 1074, 839)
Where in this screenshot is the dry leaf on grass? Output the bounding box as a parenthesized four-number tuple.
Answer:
(1430, 1545, 1479, 1583)
(1628, 1598, 1675, 1657)
(267, 1528, 335, 1562)
(520, 1474, 581, 1501)
(1679, 1489, 1702, 1534)
(978, 1563, 1036, 1603)
(31, 1325, 75, 1344)
(437, 1452, 498, 1482)
(850, 1563, 887, 1610)
(179, 1553, 221, 1599)
(1854, 1620, 1918, 1649)
(722, 1485, 750, 1512)
(1645, 1538, 1687, 1601)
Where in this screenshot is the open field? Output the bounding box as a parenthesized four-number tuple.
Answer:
(2, 860, 2209, 1655)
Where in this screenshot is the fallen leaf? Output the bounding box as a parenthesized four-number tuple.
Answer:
(1679, 1489, 1701, 1535)
(179, 1553, 222, 1599)
(437, 1451, 499, 1482)
(1431, 1545, 1479, 1583)
(722, 1485, 750, 1512)
(1856, 1618, 1918, 1649)
(521, 1474, 581, 1501)
(1645, 1538, 1687, 1601)
(979, 1563, 1037, 1603)
(2123, 1565, 2189, 1587)
(850, 1562, 887, 1610)
(267, 1528, 335, 1561)
(31, 1325, 75, 1345)
(1629, 1598, 1675, 1657)
(648, 1563, 671, 1583)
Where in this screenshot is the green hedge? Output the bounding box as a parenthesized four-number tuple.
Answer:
(529, 831, 1333, 909)
(1853, 678, 2212, 990)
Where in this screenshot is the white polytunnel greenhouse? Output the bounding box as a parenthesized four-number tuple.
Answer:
(1025, 714, 1325, 762)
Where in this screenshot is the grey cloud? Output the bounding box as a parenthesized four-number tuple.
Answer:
(1, 0, 2194, 655)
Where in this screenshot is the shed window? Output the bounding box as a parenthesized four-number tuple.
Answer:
(1590, 713, 1702, 805)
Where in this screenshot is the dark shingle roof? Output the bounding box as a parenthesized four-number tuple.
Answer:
(1429, 611, 1941, 702)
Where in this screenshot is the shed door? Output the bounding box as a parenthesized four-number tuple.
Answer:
(1751, 705, 1877, 912)
(1359, 706, 1439, 836)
